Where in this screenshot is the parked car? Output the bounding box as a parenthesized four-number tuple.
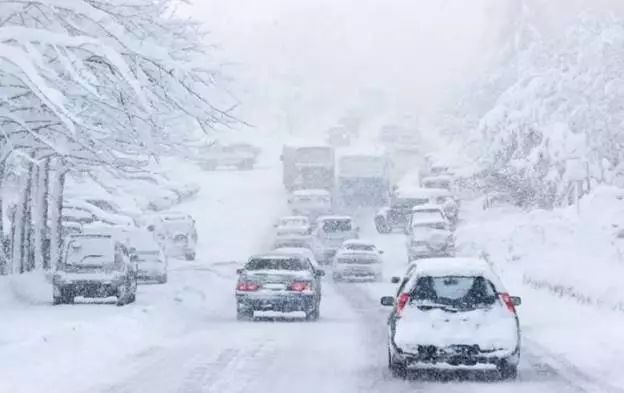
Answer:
(375, 187, 444, 233)
(288, 189, 332, 220)
(273, 216, 312, 248)
(52, 234, 138, 306)
(333, 240, 383, 281)
(405, 218, 454, 262)
(199, 142, 260, 170)
(235, 254, 324, 320)
(312, 215, 359, 263)
(64, 199, 135, 227)
(381, 257, 522, 379)
(148, 212, 198, 260)
(131, 231, 168, 283)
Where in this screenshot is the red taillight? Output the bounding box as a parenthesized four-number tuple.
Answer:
(289, 281, 312, 292)
(396, 293, 410, 315)
(500, 293, 517, 314)
(237, 281, 260, 291)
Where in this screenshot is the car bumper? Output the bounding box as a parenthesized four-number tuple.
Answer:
(236, 292, 316, 313)
(394, 343, 520, 369)
(56, 281, 122, 298)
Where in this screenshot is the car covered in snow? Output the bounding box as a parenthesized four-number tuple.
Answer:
(381, 257, 522, 379)
(63, 199, 134, 227)
(148, 212, 198, 260)
(420, 175, 453, 192)
(53, 234, 138, 306)
(235, 254, 324, 320)
(132, 231, 168, 283)
(375, 187, 444, 233)
(288, 189, 332, 220)
(420, 187, 460, 225)
(273, 216, 312, 248)
(199, 142, 260, 170)
(405, 217, 454, 261)
(332, 240, 383, 282)
(312, 215, 359, 263)
(408, 204, 450, 230)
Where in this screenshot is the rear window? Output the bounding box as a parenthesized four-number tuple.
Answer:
(322, 219, 352, 232)
(337, 256, 378, 264)
(345, 244, 375, 251)
(409, 276, 497, 309)
(246, 258, 309, 271)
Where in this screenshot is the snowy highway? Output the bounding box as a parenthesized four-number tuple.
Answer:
(47, 165, 619, 393)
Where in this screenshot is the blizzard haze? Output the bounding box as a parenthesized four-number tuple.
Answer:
(184, 0, 509, 135)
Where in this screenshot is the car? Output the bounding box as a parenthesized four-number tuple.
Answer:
(420, 187, 460, 225)
(405, 218, 454, 261)
(52, 234, 138, 306)
(333, 240, 383, 282)
(381, 257, 522, 379)
(288, 189, 332, 220)
(64, 199, 135, 227)
(421, 175, 453, 192)
(408, 204, 450, 231)
(131, 231, 168, 283)
(390, 260, 420, 296)
(312, 215, 359, 263)
(199, 142, 260, 170)
(273, 216, 312, 247)
(148, 212, 198, 260)
(375, 187, 445, 233)
(235, 254, 324, 320)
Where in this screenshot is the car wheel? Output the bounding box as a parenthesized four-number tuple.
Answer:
(185, 252, 196, 261)
(53, 295, 64, 305)
(332, 273, 341, 282)
(375, 217, 390, 234)
(388, 349, 407, 378)
(116, 285, 128, 306)
(158, 274, 168, 284)
(236, 303, 253, 321)
(497, 360, 518, 380)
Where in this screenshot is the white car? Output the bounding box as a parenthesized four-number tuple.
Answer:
(405, 218, 454, 261)
(131, 231, 168, 283)
(63, 199, 134, 227)
(273, 216, 312, 248)
(333, 240, 383, 281)
(148, 212, 198, 260)
(408, 204, 449, 229)
(312, 216, 360, 263)
(381, 257, 522, 379)
(288, 189, 332, 220)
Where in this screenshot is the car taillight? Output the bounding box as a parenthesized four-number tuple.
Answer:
(237, 281, 260, 291)
(500, 292, 517, 314)
(289, 281, 312, 292)
(396, 293, 410, 315)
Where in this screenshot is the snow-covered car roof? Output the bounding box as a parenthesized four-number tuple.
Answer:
(342, 239, 376, 247)
(412, 204, 445, 212)
(410, 257, 504, 288)
(316, 215, 353, 222)
(292, 189, 331, 197)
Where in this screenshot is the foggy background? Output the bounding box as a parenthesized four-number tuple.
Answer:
(183, 0, 624, 139)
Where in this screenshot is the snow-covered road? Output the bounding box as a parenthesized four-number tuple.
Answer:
(3, 164, 622, 393)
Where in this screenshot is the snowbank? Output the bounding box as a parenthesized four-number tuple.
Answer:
(0, 271, 52, 307)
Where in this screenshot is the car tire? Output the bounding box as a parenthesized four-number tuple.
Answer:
(128, 292, 136, 304)
(185, 252, 196, 261)
(375, 217, 390, 234)
(157, 274, 168, 284)
(53, 295, 64, 305)
(497, 360, 518, 380)
(306, 304, 320, 321)
(236, 303, 253, 321)
(237, 160, 254, 170)
(116, 285, 129, 306)
(388, 349, 407, 378)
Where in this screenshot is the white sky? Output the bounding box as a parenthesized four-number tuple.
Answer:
(181, 0, 624, 138)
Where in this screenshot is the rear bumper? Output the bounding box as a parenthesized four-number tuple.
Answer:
(394, 343, 520, 369)
(236, 293, 317, 313)
(56, 281, 121, 298)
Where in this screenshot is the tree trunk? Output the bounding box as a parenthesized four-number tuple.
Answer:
(48, 158, 66, 270)
(33, 158, 50, 270)
(21, 159, 35, 272)
(0, 159, 6, 274)
(11, 173, 27, 274)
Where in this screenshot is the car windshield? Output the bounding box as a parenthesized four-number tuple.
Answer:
(322, 219, 352, 232)
(410, 276, 497, 309)
(245, 258, 308, 271)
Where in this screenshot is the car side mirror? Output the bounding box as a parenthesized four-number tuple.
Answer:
(315, 269, 325, 277)
(510, 296, 522, 306)
(380, 296, 395, 306)
(390, 276, 400, 284)
(236, 268, 244, 275)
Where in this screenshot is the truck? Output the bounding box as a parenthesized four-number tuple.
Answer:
(281, 145, 335, 191)
(336, 151, 390, 206)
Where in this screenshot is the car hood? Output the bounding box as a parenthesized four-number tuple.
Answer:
(395, 306, 518, 351)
